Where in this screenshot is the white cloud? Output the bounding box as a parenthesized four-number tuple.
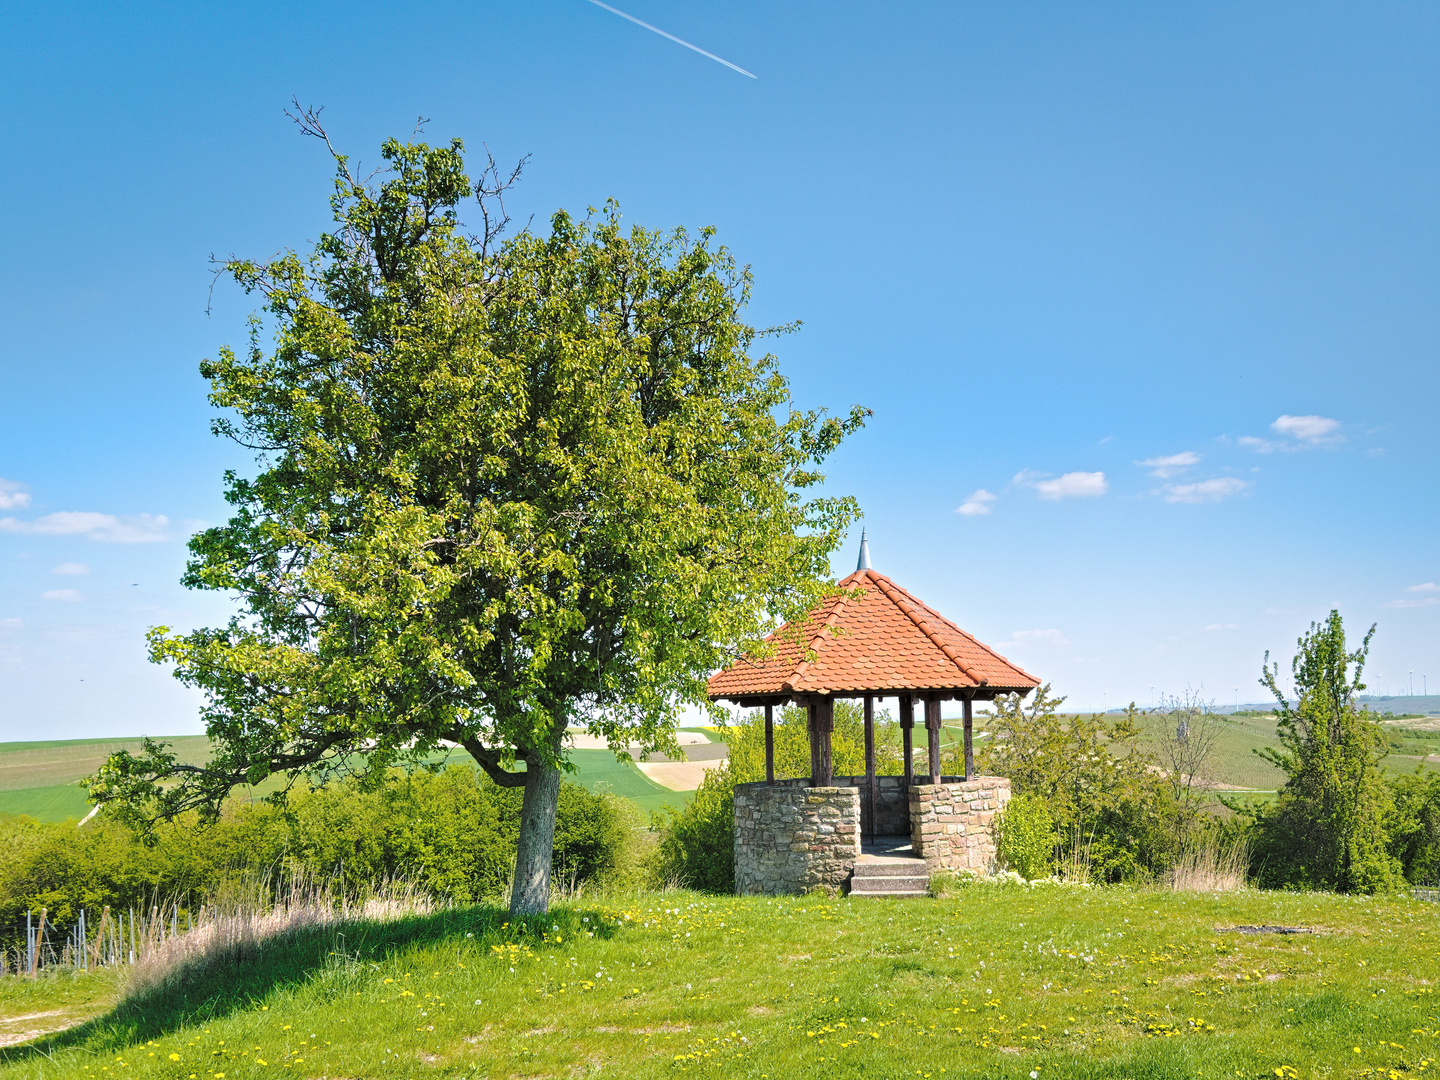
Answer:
(1272, 414, 1341, 444)
(1384, 596, 1440, 610)
(0, 617, 20, 628)
(1015, 470, 1108, 500)
(1163, 477, 1250, 503)
(43, 588, 83, 602)
(1137, 451, 1200, 479)
(1383, 583, 1440, 608)
(956, 489, 997, 516)
(52, 562, 90, 576)
(0, 512, 170, 543)
(1009, 628, 1071, 648)
(0, 479, 29, 511)
(1236, 435, 1279, 453)
(1239, 415, 1344, 453)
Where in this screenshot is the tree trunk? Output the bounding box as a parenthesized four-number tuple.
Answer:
(509, 724, 565, 916)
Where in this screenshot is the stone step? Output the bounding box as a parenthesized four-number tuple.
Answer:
(850, 875, 931, 896)
(852, 860, 929, 878)
(850, 885, 929, 898)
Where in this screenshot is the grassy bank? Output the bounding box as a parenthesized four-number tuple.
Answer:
(2, 884, 1436, 1079)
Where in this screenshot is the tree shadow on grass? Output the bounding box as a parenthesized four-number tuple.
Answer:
(1, 904, 610, 1066)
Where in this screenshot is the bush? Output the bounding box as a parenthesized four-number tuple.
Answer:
(650, 764, 735, 892)
(995, 793, 1055, 879)
(1387, 769, 1440, 885)
(978, 685, 1178, 883)
(0, 764, 638, 953)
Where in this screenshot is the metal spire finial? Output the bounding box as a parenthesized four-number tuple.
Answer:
(856, 528, 871, 571)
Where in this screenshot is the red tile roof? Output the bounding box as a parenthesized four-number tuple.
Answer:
(706, 569, 1040, 700)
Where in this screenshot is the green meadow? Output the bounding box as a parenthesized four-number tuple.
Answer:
(1, 883, 1437, 1079)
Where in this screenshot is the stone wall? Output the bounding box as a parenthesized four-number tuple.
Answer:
(908, 777, 1010, 873)
(833, 774, 909, 836)
(733, 780, 860, 895)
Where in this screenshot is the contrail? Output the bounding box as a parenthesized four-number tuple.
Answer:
(584, 0, 757, 79)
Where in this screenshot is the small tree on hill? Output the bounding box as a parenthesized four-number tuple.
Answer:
(1150, 689, 1224, 847)
(86, 113, 865, 915)
(1250, 611, 1402, 893)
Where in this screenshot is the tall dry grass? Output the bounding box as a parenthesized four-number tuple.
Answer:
(121, 876, 435, 1004)
(1058, 835, 1094, 884)
(1168, 841, 1249, 892)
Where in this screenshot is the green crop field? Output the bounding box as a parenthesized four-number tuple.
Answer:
(557, 749, 694, 815)
(0, 737, 694, 824)
(2, 883, 1437, 1078)
(420, 747, 694, 816)
(0, 784, 93, 822)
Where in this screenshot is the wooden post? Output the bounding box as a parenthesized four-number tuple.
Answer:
(29, 907, 46, 976)
(963, 697, 974, 781)
(926, 698, 942, 784)
(807, 699, 820, 785)
(863, 694, 876, 842)
(89, 906, 111, 967)
(764, 703, 775, 784)
(900, 694, 914, 788)
(814, 696, 834, 786)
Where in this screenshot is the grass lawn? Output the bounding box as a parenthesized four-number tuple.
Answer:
(2, 884, 1437, 1079)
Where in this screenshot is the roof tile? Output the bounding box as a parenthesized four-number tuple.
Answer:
(706, 569, 1040, 699)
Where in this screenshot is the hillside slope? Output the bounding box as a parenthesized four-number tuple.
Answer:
(0, 885, 1435, 1078)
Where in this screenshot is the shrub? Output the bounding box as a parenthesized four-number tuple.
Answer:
(979, 685, 1173, 883)
(1387, 769, 1440, 885)
(650, 763, 735, 892)
(995, 793, 1055, 879)
(0, 764, 637, 952)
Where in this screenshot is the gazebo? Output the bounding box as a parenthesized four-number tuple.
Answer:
(707, 534, 1040, 895)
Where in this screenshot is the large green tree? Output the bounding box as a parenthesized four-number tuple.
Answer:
(1250, 611, 1402, 893)
(88, 113, 865, 914)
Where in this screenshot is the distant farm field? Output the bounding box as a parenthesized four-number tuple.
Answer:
(0, 736, 696, 823)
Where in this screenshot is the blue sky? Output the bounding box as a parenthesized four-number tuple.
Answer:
(1, 1, 1436, 740)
